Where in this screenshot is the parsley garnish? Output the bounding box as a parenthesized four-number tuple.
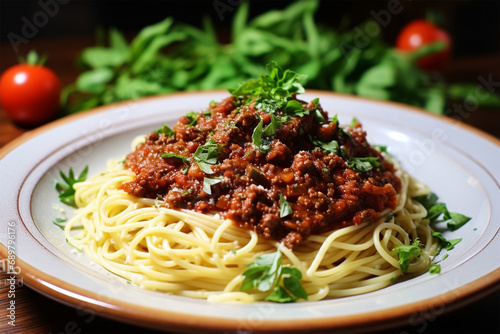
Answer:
(202, 176, 223, 195)
(240, 251, 307, 303)
(309, 136, 339, 154)
(429, 264, 441, 274)
(185, 111, 199, 126)
(394, 239, 422, 274)
(252, 119, 272, 153)
(414, 192, 471, 230)
(160, 152, 190, 165)
(229, 61, 306, 109)
(313, 109, 326, 124)
(284, 100, 308, 117)
(193, 139, 220, 174)
(432, 231, 462, 251)
(154, 124, 175, 136)
(373, 144, 387, 153)
(53, 217, 67, 230)
(55, 166, 89, 206)
(348, 157, 380, 173)
(161, 140, 221, 174)
(279, 193, 293, 218)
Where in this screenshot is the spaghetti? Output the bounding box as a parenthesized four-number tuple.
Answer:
(65, 155, 437, 302)
(63, 64, 440, 302)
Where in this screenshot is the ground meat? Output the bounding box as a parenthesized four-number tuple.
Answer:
(119, 95, 401, 249)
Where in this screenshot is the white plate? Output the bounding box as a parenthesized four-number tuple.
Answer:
(1, 91, 500, 333)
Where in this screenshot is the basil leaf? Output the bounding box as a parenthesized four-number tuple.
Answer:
(262, 113, 283, 137)
(445, 212, 471, 231)
(202, 176, 223, 195)
(348, 157, 380, 173)
(251, 119, 271, 153)
(395, 239, 422, 274)
(53, 217, 67, 230)
(279, 193, 293, 218)
(432, 232, 462, 251)
(193, 139, 220, 174)
(429, 264, 441, 274)
(160, 153, 190, 165)
(284, 100, 308, 117)
(241, 251, 307, 302)
(265, 285, 295, 303)
(313, 109, 326, 124)
(241, 251, 282, 292)
(154, 124, 175, 137)
(55, 166, 89, 207)
(425, 203, 449, 222)
(310, 136, 339, 154)
(282, 267, 307, 300)
(185, 111, 200, 126)
(414, 193, 439, 211)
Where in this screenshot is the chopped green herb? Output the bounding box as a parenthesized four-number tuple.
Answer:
(53, 217, 67, 230)
(348, 157, 380, 173)
(373, 144, 387, 153)
(432, 232, 462, 251)
(261, 113, 283, 138)
(283, 100, 308, 117)
(229, 61, 306, 111)
(154, 124, 175, 136)
(413, 192, 439, 210)
(202, 176, 223, 195)
(279, 193, 293, 218)
(429, 264, 441, 274)
(311, 97, 319, 108)
(313, 109, 326, 124)
(414, 192, 471, 230)
(395, 239, 422, 274)
(330, 114, 339, 126)
(310, 136, 339, 154)
(252, 119, 272, 153)
(266, 267, 307, 302)
(241, 251, 307, 303)
(193, 139, 220, 174)
(185, 111, 199, 126)
(445, 212, 471, 231)
(160, 152, 190, 165)
(55, 166, 89, 206)
(338, 127, 352, 139)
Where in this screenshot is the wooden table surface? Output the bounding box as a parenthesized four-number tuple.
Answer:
(0, 37, 499, 334)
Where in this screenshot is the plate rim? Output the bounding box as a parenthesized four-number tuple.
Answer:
(1, 90, 500, 333)
(2, 245, 499, 333)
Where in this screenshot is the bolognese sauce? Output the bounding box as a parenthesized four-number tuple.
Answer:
(120, 92, 401, 249)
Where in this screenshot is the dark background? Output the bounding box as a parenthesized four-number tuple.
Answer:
(1, 0, 499, 59)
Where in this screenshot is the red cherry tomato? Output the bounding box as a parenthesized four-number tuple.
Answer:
(0, 63, 61, 127)
(396, 19, 452, 70)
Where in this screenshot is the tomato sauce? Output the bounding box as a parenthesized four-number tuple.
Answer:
(120, 95, 401, 248)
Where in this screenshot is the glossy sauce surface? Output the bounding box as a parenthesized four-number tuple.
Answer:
(120, 95, 401, 248)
